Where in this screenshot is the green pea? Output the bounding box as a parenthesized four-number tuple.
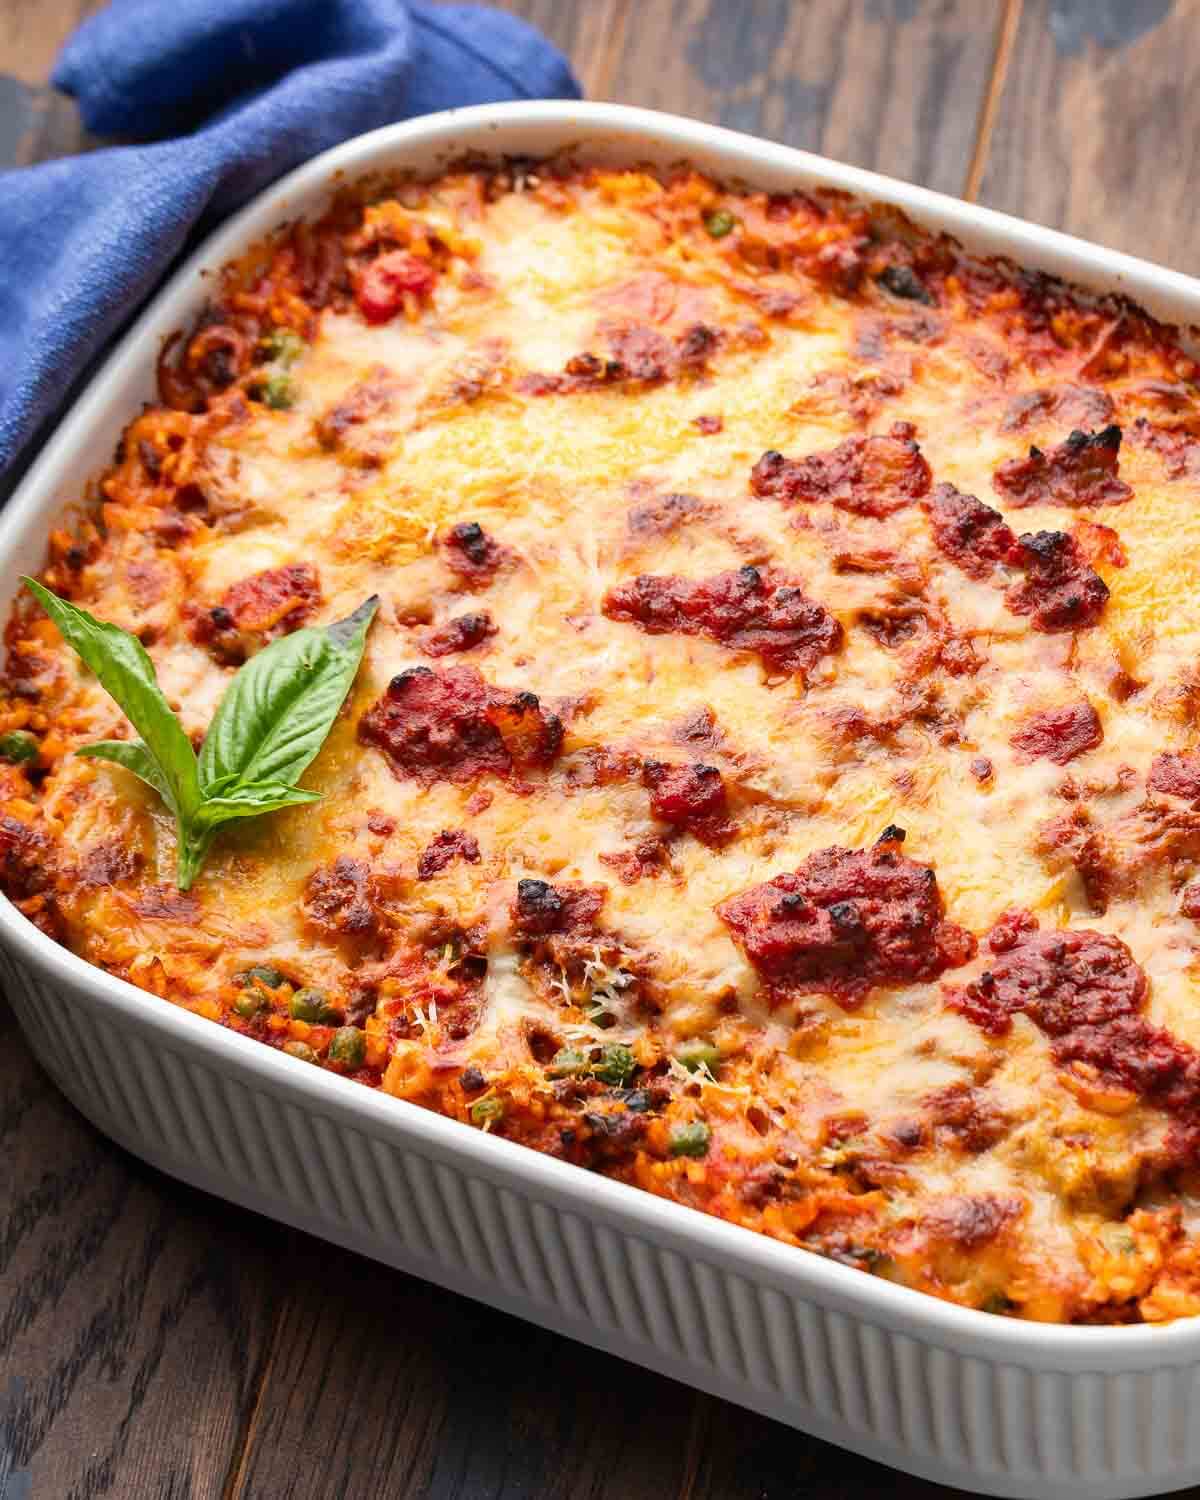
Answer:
(980, 1291, 1016, 1316)
(289, 987, 339, 1023)
(593, 1043, 637, 1086)
(668, 1121, 711, 1159)
(259, 328, 307, 366)
(258, 372, 296, 410)
(0, 730, 38, 764)
(282, 1039, 318, 1064)
(547, 1047, 588, 1078)
(675, 1040, 721, 1075)
(703, 209, 737, 239)
(233, 988, 266, 1019)
(470, 1096, 505, 1126)
(328, 1026, 365, 1067)
(237, 965, 285, 990)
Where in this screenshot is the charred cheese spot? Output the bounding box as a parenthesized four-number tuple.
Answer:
(993, 427, 1132, 509)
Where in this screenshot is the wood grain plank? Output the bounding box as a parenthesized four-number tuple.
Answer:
(0, 1002, 286, 1500)
(975, 0, 1200, 272)
(594, 0, 1005, 195)
(230, 1239, 970, 1500)
(0, 0, 93, 87)
(679, 1401, 972, 1500)
(0, 0, 100, 166)
(229, 1240, 698, 1500)
(486, 0, 632, 98)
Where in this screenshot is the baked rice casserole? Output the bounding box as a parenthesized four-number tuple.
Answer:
(7, 159, 1200, 1324)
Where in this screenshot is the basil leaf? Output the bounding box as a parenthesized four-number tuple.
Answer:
(77, 739, 173, 804)
(191, 781, 321, 831)
(26, 581, 378, 892)
(198, 596, 378, 794)
(24, 579, 200, 821)
(176, 828, 216, 893)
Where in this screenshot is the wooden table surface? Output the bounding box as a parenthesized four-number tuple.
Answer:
(4, 2, 1200, 1496)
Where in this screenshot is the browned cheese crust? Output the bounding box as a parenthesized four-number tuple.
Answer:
(9, 162, 1200, 1323)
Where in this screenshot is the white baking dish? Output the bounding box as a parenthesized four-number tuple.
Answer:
(6, 102, 1200, 1500)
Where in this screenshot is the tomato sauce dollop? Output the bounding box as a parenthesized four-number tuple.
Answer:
(717, 830, 975, 1007)
(355, 251, 437, 324)
(603, 564, 842, 675)
(993, 426, 1131, 509)
(750, 427, 932, 518)
(359, 665, 562, 785)
(947, 913, 1200, 1162)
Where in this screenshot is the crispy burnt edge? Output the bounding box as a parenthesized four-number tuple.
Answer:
(152, 149, 1200, 423)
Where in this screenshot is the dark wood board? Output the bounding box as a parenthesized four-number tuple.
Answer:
(226, 1233, 968, 1500)
(0, 1000, 285, 1500)
(976, 0, 1200, 274)
(593, 0, 1006, 196)
(488, 0, 635, 99)
(0, 0, 97, 167)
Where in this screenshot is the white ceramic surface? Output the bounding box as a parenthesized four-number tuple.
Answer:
(6, 102, 1200, 1500)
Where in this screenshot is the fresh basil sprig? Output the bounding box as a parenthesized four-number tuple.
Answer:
(24, 579, 378, 890)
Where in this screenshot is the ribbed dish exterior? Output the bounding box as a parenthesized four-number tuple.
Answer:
(6, 938, 1199, 1500)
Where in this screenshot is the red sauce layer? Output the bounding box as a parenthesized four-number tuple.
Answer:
(1005, 531, 1109, 632)
(925, 483, 1020, 579)
(1000, 385, 1115, 434)
(749, 427, 932, 518)
(186, 562, 322, 662)
(441, 522, 508, 589)
(1011, 700, 1103, 765)
(603, 564, 842, 675)
(419, 612, 496, 658)
(358, 664, 563, 785)
(993, 426, 1132, 508)
(304, 856, 379, 937)
(717, 830, 975, 1007)
(925, 492, 1108, 633)
(417, 829, 481, 880)
(520, 321, 721, 394)
(1148, 752, 1200, 801)
(512, 878, 605, 938)
(642, 759, 733, 846)
(947, 914, 1200, 1161)
(355, 250, 438, 324)
(1132, 418, 1200, 480)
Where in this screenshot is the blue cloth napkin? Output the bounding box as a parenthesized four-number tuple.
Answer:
(0, 0, 579, 477)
